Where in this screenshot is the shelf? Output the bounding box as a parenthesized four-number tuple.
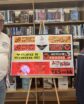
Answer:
(0, 3, 33, 10)
(35, 21, 84, 26)
(4, 21, 84, 27)
(7, 88, 75, 93)
(4, 23, 33, 27)
(0, 0, 83, 4)
(73, 36, 84, 40)
(34, 0, 84, 9)
(6, 88, 76, 102)
(0, 0, 84, 10)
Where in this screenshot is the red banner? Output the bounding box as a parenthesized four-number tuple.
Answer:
(14, 44, 35, 51)
(11, 62, 74, 76)
(11, 62, 52, 76)
(49, 44, 71, 51)
(43, 52, 71, 60)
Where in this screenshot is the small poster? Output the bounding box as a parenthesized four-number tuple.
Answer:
(11, 35, 74, 77)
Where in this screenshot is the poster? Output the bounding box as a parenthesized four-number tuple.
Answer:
(11, 35, 74, 77)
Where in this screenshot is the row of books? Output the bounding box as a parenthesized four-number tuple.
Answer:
(0, 7, 81, 23)
(45, 24, 84, 37)
(0, 10, 33, 23)
(5, 24, 84, 37)
(7, 77, 74, 91)
(35, 8, 80, 22)
(70, 24, 84, 37)
(5, 26, 34, 36)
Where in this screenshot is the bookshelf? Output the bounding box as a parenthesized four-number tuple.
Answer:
(0, 0, 83, 103)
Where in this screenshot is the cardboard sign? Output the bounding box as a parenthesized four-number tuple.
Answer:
(11, 35, 74, 77)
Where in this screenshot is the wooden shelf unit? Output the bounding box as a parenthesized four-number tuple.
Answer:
(6, 88, 76, 102)
(0, 0, 83, 103)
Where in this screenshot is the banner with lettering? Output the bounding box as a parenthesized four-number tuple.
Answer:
(11, 35, 74, 77)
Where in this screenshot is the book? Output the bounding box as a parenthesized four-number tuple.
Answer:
(47, 8, 64, 22)
(22, 78, 30, 90)
(70, 25, 77, 37)
(81, 24, 84, 36)
(19, 10, 29, 23)
(43, 78, 53, 89)
(35, 9, 46, 22)
(47, 9, 55, 20)
(70, 8, 79, 21)
(7, 77, 16, 91)
(14, 10, 21, 23)
(73, 41, 80, 54)
(29, 10, 33, 23)
(62, 25, 70, 34)
(55, 8, 64, 22)
(64, 8, 70, 21)
(58, 77, 68, 89)
(77, 25, 81, 37)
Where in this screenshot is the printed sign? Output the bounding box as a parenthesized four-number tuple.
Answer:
(49, 44, 71, 51)
(14, 44, 35, 51)
(14, 36, 35, 43)
(11, 35, 74, 77)
(13, 52, 42, 60)
(43, 52, 71, 60)
(49, 35, 71, 43)
(11, 62, 51, 76)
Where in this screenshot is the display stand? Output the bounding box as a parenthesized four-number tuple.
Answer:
(35, 78, 38, 104)
(26, 78, 32, 104)
(26, 21, 60, 104)
(25, 78, 60, 104)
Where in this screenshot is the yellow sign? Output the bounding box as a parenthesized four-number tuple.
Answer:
(13, 52, 42, 60)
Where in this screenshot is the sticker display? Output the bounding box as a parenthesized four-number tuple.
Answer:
(11, 35, 74, 77)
